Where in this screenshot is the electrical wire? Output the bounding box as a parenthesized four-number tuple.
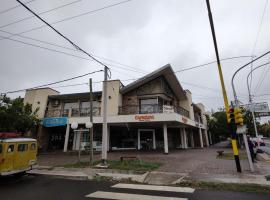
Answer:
(3, 70, 103, 94)
(0, 0, 133, 43)
(16, 0, 108, 70)
(0, 0, 83, 29)
(0, 0, 37, 15)
(174, 56, 253, 73)
(253, 57, 270, 94)
(250, 0, 268, 91)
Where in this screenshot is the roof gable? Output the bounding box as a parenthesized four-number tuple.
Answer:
(120, 64, 187, 100)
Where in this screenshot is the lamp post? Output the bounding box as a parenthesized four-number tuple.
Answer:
(71, 122, 81, 162)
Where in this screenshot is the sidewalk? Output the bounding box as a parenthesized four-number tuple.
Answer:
(31, 147, 270, 186)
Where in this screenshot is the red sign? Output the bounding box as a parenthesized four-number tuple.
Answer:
(135, 115, 154, 121)
(182, 117, 188, 124)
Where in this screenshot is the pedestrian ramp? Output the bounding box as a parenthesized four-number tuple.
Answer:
(86, 183, 195, 200)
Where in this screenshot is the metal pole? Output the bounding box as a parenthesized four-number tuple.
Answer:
(89, 78, 94, 166)
(78, 130, 81, 163)
(101, 66, 108, 165)
(206, 0, 241, 172)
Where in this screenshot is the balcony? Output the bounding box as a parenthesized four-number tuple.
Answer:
(118, 104, 190, 118)
(45, 107, 101, 118)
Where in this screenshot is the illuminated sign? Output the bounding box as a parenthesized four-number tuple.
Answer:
(135, 115, 154, 121)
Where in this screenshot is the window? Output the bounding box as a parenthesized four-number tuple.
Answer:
(30, 143, 36, 150)
(0, 144, 2, 154)
(139, 98, 159, 114)
(7, 145, 14, 153)
(18, 144, 28, 152)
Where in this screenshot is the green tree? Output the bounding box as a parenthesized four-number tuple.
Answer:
(0, 97, 39, 134)
(258, 121, 270, 137)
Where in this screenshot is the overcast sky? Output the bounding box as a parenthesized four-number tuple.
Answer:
(0, 0, 270, 121)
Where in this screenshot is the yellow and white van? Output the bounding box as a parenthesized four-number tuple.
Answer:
(0, 138, 37, 176)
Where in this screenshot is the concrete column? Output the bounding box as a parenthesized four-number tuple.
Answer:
(199, 128, 204, 148)
(180, 128, 184, 148)
(137, 131, 141, 150)
(183, 128, 187, 149)
(63, 124, 70, 152)
(163, 124, 169, 154)
(153, 131, 156, 150)
(107, 125, 110, 151)
(209, 131, 212, 145)
(191, 131, 195, 148)
(204, 130, 209, 147)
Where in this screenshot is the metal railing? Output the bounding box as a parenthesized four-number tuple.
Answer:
(118, 104, 190, 118)
(45, 107, 101, 118)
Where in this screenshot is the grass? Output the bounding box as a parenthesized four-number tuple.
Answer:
(177, 181, 270, 193)
(217, 152, 247, 160)
(58, 160, 161, 172)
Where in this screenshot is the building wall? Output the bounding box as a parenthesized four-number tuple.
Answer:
(24, 88, 59, 119)
(101, 80, 121, 116)
(179, 90, 194, 120)
(196, 103, 207, 126)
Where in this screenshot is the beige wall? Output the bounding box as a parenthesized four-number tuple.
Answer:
(179, 90, 194, 120)
(24, 88, 59, 119)
(196, 103, 207, 125)
(101, 80, 121, 116)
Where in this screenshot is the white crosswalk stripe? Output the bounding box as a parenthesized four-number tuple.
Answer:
(86, 191, 188, 200)
(112, 183, 195, 193)
(85, 183, 194, 200)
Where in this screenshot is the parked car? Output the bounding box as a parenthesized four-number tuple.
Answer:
(250, 137, 265, 146)
(0, 138, 37, 176)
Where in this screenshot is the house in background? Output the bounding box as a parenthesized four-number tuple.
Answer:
(24, 64, 210, 153)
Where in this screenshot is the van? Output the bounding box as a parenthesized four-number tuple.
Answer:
(0, 138, 37, 176)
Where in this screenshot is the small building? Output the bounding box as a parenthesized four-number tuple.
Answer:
(24, 64, 210, 153)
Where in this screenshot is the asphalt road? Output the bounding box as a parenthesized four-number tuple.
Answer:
(0, 175, 269, 200)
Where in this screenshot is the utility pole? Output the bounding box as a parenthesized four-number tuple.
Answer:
(101, 66, 108, 165)
(206, 0, 241, 172)
(89, 78, 94, 166)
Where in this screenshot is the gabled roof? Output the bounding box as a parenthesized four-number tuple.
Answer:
(120, 64, 187, 100)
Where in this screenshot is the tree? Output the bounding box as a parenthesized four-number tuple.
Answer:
(0, 97, 39, 134)
(258, 121, 270, 137)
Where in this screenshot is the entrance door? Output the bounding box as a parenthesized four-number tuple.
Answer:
(138, 129, 156, 150)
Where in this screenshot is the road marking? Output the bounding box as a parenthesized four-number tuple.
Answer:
(111, 183, 195, 193)
(86, 191, 188, 200)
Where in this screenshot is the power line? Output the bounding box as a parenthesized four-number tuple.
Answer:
(250, 0, 268, 91)
(253, 57, 270, 94)
(3, 70, 103, 94)
(174, 56, 253, 73)
(0, 0, 37, 15)
(16, 0, 108, 70)
(0, 0, 133, 43)
(0, 0, 82, 29)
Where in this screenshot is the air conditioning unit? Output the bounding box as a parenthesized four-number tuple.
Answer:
(52, 100, 60, 107)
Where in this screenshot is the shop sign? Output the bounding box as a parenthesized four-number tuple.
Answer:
(163, 105, 174, 113)
(42, 117, 68, 127)
(135, 115, 154, 121)
(182, 117, 188, 124)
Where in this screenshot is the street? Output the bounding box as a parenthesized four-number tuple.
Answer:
(0, 175, 269, 200)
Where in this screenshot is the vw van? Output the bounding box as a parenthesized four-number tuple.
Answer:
(0, 138, 37, 176)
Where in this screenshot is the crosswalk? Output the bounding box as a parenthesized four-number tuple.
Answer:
(86, 183, 195, 200)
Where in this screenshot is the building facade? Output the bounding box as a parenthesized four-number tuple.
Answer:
(24, 64, 210, 153)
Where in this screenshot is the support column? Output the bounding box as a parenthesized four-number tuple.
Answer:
(153, 131, 156, 150)
(107, 125, 110, 151)
(199, 128, 204, 148)
(204, 130, 209, 147)
(137, 131, 141, 150)
(191, 131, 195, 148)
(163, 124, 169, 154)
(180, 128, 184, 148)
(183, 128, 187, 149)
(63, 124, 70, 152)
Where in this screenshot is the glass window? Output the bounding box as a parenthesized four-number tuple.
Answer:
(81, 101, 99, 108)
(64, 102, 79, 109)
(18, 144, 28, 152)
(139, 98, 158, 114)
(0, 144, 2, 154)
(30, 143, 36, 150)
(7, 145, 14, 153)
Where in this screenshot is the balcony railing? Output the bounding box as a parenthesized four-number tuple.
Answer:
(45, 107, 101, 118)
(118, 104, 190, 118)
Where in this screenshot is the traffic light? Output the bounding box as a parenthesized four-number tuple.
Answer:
(234, 107, 244, 126)
(227, 107, 235, 124)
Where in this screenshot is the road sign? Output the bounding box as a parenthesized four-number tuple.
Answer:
(243, 102, 269, 113)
